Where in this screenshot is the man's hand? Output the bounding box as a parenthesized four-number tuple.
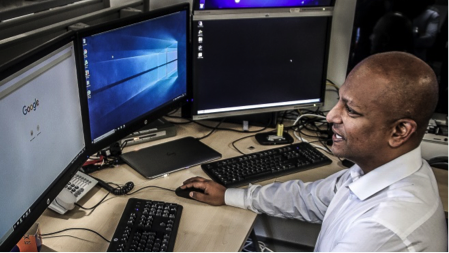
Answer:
(180, 177, 227, 206)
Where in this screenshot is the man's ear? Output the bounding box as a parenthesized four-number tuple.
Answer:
(389, 119, 417, 148)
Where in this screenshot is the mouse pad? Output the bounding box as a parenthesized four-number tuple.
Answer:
(120, 137, 222, 179)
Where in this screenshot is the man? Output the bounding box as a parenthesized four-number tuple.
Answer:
(370, 12, 414, 54)
(180, 52, 447, 251)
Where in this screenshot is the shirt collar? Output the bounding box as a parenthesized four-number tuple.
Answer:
(348, 146, 423, 201)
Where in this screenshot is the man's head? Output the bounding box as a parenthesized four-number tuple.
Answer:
(326, 52, 438, 173)
(370, 12, 414, 54)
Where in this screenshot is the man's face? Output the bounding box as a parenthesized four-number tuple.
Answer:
(326, 68, 392, 165)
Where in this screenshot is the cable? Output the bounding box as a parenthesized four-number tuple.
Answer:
(41, 228, 111, 243)
(75, 192, 110, 211)
(258, 241, 274, 252)
(292, 113, 327, 127)
(73, 184, 173, 213)
(231, 134, 256, 155)
(242, 238, 274, 252)
(126, 185, 175, 195)
(196, 118, 224, 140)
(293, 128, 332, 154)
(326, 79, 340, 92)
(193, 119, 271, 134)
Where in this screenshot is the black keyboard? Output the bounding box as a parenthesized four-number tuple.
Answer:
(107, 198, 182, 252)
(202, 142, 332, 187)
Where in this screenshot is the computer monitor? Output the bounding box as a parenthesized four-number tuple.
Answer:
(0, 33, 87, 251)
(193, 0, 333, 10)
(75, 3, 189, 154)
(184, 1, 334, 121)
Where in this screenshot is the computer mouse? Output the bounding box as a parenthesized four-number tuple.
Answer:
(175, 186, 205, 200)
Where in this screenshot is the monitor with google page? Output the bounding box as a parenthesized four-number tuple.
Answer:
(0, 32, 87, 251)
(183, 0, 334, 121)
(75, 3, 189, 155)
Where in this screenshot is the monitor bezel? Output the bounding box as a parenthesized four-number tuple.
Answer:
(184, 7, 333, 121)
(192, 0, 335, 11)
(0, 32, 88, 252)
(74, 3, 191, 155)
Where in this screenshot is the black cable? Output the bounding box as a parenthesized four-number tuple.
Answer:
(193, 120, 271, 134)
(126, 185, 175, 195)
(231, 134, 256, 155)
(74, 183, 173, 212)
(196, 118, 225, 140)
(326, 88, 339, 95)
(278, 111, 287, 125)
(120, 140, 129, 150)
(75, 192, 110, 211)
(300, 118, 333, 156)
(308, 140, 334, 156)
(41, 228, 111, 243)
(326, 79, 340, 92)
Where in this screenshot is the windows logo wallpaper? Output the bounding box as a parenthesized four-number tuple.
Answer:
(83, 12, 187, 141)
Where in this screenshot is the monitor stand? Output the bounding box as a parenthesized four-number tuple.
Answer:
(120, 118, 177, 147)
(255, 132, 294, 145)
(220, 112, 278, 128)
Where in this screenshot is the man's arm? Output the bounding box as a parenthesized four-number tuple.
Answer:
(180, 177, 227, 205)
(181, 169, 348, 222)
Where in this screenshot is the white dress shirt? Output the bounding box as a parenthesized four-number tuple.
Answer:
(225, 147, 447, 251)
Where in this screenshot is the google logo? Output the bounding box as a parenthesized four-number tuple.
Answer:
(23, 99, 39, 115)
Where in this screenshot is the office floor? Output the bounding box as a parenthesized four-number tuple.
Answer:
(243, 237, 314, 252)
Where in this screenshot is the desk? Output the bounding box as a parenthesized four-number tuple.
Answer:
(37, 120, 448, 251)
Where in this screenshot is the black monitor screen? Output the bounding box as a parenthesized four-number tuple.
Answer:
(77, 4, 189, 151)
(188, 9, 332, 120)
(193, 0, 333, 10)
(0, 34, 86, 251)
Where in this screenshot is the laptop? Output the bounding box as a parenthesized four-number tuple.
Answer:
(120, 137, 222, 179)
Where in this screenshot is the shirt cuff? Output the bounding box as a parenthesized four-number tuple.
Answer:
(224, 188, 246, 209)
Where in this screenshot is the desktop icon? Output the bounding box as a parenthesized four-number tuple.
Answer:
(198, 52, 203, 59)
(198, 21, 203, 27)
(86, 80, 90, 87)
(84, 49, 87, 57)
(198, 45, 203, 51)
(198, 30, 203, 36)
(198, 37, 203, 43)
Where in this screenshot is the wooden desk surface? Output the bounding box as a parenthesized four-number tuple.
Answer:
(37, 119, 448, 251)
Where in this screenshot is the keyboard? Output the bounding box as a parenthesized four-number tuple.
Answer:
(48, 171, 98, 214)
(202, 142, 332, 187)
(107, 198, 183, 252)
